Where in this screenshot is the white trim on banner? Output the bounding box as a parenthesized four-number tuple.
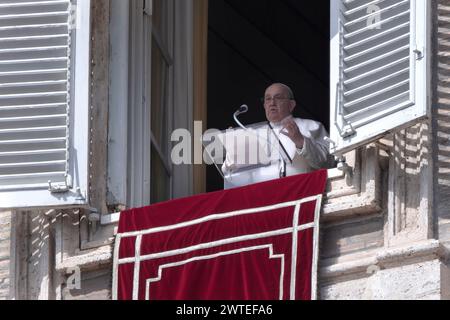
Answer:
(144, 244, 285, 300)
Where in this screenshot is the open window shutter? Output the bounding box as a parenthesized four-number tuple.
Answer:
(0, 0, 90, 209)
(330, 0, 428, 155)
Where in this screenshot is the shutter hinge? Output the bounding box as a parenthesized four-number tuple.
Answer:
(48, 175, 73, 193)
(340, 124, 356, 138)
(75, 188, 86, 201)
(334, 114, 357, 139)
(336, 156, 353, 177)
(323, 138, 353, 176)
(414, 48, 424, 60)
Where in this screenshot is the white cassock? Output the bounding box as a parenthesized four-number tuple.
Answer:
(221, 115, 330, 185)
(268, 116, 330, 175)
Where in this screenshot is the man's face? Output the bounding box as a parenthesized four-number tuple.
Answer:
(263, 84, 296, 123)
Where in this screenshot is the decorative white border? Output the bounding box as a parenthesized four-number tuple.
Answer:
(112, 194, 322, 300)
(132, 235, 143, 300)
(290, 203, 300, 300)
(144, 244, 285, 300)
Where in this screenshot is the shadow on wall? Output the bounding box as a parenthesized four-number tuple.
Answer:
(320, 122, 432, 264)
(389, 123, 431, 239)
(435, 0, 450, 239)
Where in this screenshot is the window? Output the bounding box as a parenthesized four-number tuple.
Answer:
(109, 0, 192, 209)
(0, 0, 91, 209)
(146, 0, 173, 204)
(206, 1, 330, 192)
(330, 0, 429, 155)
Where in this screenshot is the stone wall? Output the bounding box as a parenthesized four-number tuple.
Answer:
(317, 0, 450, 300)
(322, 258, 445, 300)
(435, 1, 450, 243)
(0, 212, 11, 300)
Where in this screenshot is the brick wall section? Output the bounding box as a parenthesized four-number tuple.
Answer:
(0, 212, 11, 300)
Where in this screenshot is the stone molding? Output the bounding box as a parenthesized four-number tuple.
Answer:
(55, 244, 113, 274)
(320, 239, 449, 281)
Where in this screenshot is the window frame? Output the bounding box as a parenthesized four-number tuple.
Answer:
(145, 0, 175, 204)
(107, 0, 196, 210)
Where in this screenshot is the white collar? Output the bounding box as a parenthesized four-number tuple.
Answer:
(269, 115, 294, 129)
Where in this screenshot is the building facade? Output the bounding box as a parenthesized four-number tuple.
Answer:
(0, 0, 450, 300)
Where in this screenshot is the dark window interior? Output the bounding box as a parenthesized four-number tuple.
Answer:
(207, 0, 330, 192)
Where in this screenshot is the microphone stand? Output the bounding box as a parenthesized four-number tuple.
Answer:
(267, 122, 292, 178)
(233, 105, 248, 130)
(232, 105, 290, 179)
(204, 105, 249, 181)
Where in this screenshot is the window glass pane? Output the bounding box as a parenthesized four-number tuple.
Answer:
(151, 144, 170, 204)
(151, 37, 169, 156)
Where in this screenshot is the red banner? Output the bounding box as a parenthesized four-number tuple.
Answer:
(113, 170, 327, 300)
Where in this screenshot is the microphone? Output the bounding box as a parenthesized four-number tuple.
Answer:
(233, 104, 249, 130)
(237, 104, 248, 114)
(230, 104, 289, 178)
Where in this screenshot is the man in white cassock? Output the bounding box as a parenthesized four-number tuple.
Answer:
(222, 83, 330, 180)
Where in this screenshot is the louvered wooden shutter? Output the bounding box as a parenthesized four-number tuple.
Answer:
(0, 0, 90, 209)
(330, 0, 428, 155)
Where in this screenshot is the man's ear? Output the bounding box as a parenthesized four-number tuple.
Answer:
(289, 100, 296, 113)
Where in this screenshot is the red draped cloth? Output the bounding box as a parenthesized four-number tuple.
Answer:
(113, 170, 327, 300)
